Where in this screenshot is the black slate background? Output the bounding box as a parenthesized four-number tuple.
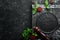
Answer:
(0, 0, 31, 40)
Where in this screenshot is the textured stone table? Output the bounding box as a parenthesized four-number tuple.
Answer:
(0, 0, 31, 40)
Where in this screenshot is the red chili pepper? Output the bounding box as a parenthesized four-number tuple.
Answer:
(33, 27, 49, 40)
(30, 35, 36, 40)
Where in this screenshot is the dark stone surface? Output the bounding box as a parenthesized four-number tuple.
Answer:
(0, 0, 31, 40)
